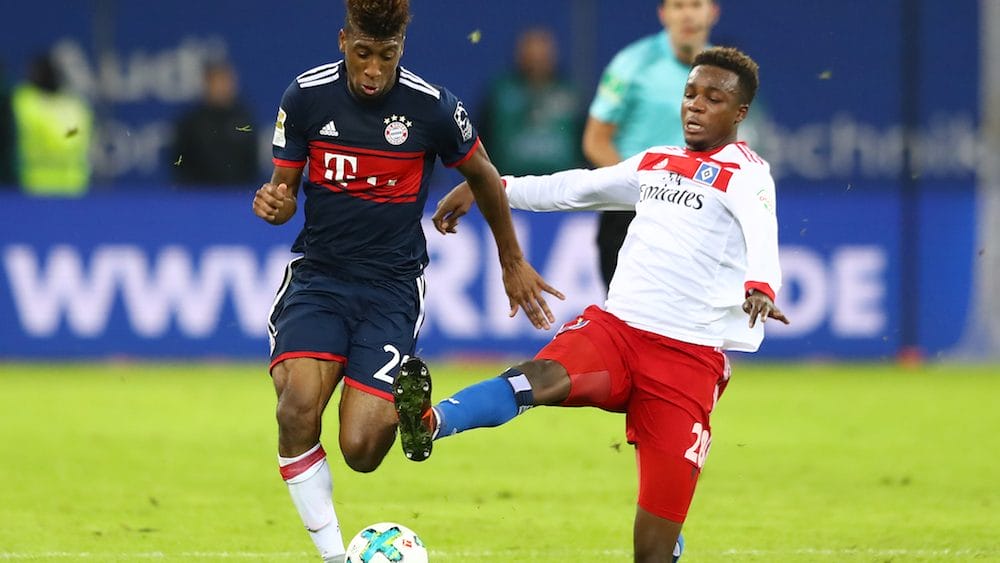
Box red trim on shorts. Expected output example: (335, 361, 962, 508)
(270, 352, 347, 372)
(273, 158, 306, 169)
(344, 377, 394, 402)
(444, 137, 482, 168)
(279, 445, 327, 481)
(744, 281, 776, 302)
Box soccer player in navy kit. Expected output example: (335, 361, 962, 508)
(251, 1, 562, 561)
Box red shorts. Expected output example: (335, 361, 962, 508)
(535, 305, 730, 522)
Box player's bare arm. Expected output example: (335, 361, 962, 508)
(455, 145, 565, 330)
(253, 165, 302, 225)
(581, 116, 623, 167)
(743, 291, 790, 328)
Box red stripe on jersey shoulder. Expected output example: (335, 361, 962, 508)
(307, 141, 427, 203)
(637, 152, 673, 172)
(444, 137, 482, 168)
(735, 142, 765, 165)
(637, 151, 737, 192)
(273, 157, 306, 169)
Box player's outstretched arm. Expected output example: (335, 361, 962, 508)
(253, 166, 302, 225)
(742, 291, 790, 328)
(456, 146, 565, 330)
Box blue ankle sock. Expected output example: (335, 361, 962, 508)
(434, 368, 534, 439)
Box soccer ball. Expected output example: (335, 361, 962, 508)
(345, 522, 428, 562)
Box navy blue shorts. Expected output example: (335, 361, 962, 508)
(267, 257, 426, 400)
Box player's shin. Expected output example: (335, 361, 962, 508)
(434, 368, 535, 438)
(278, 444, 346, 561)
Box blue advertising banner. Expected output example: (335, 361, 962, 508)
(0, 1, 983, 360)
(0, 190, 975, 360)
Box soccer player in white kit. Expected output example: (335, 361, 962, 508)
(394, 46, 789, 563)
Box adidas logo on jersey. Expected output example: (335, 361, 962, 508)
(320, 121, 339, 137)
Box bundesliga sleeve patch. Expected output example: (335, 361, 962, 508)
(756, 187, 776, 215)
(273, 107, 287, 148)
(597, 72, 626, 104)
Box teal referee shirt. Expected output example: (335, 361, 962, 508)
(589, 31, 693, 160)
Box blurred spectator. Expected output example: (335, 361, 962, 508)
(478, 28, 584, 176)
(11, 53, 93, 196)
(0, 61, 15, 187)
(583, 0, 719, 290)
(171, 60, 258, 187)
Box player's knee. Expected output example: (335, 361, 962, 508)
(339, 430, 391, 473)
(275, 394, 320, 435)
(517, 359, 570, 405)
(341, 450, 382, 473)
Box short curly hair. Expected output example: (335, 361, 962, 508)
(692, 46, 759, 104)
(345, 0, 411, 39)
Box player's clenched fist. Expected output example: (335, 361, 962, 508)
(253, 182, 296, 225)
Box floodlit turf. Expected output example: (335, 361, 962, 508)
(0, 361, 998, 562)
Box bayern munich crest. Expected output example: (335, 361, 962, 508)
(383, 114, 411, 146)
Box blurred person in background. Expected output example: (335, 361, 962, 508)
(11, 52, 93, 196)
(478, 27, 585, 176)
(171, 59, 258, 188)
(584, 0, 718, 290)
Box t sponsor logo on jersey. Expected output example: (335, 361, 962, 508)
(308, 140, 425, 203)
(453, 101, 473, 142)
(272, 107, 287, 148)
(383, 115, 411, 146)
(319, 120, 339, 137)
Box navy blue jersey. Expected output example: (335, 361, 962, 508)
(272, 61, 480, 280)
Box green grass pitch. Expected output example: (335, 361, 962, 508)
(1, 361, 998, 562)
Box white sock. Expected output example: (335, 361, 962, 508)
(279, 444, 345, 559)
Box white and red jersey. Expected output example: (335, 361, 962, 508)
(504, 141, 781, 352)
